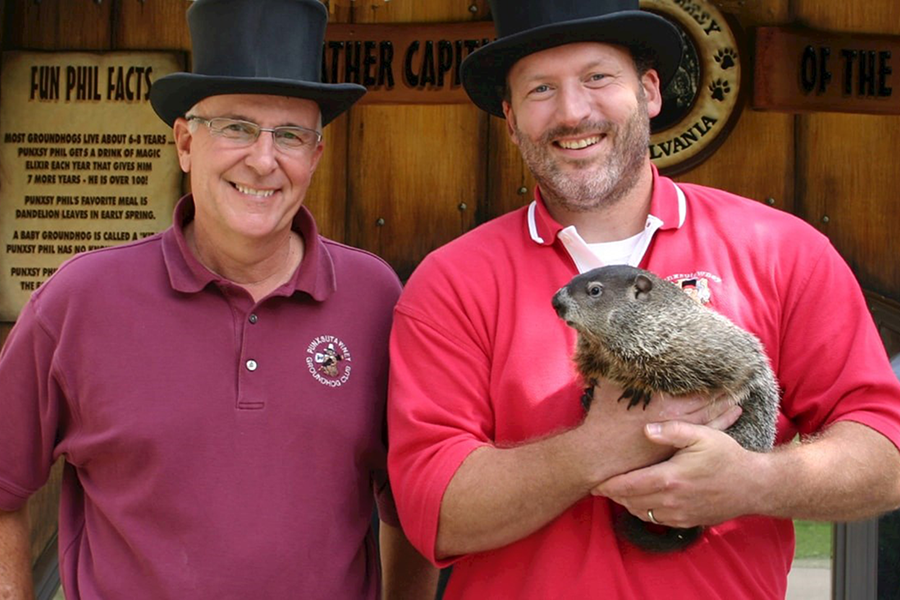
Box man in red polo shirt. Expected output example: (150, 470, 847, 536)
(387, 0, 900, 598)
(0, 1, 436, 598)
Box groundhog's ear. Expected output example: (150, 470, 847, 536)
(635, 274, 653, 300)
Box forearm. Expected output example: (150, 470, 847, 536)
(747, 421, 900, 521)
(436, 427, 598, 559)
(0, 507, 34, 600)
(379, 521, 439, 600)
(434, 387, 741, 558)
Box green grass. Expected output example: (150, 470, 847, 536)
(794, 520, 833, 559)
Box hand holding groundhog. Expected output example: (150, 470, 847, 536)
(594, 421, 767, 530)
(574, 380, 743, 485)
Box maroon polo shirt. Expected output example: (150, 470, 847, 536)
(0, 195, 401, 599)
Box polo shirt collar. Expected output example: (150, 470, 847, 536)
(161, 194, 336, 302)
(526, 163, 686, 247)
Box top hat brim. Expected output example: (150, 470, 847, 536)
(461, 11, 683, 118)
(149, 73, 367, 128)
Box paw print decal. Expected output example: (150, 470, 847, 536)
(714, 48, 738, 70)
(709, 79, 731, 102)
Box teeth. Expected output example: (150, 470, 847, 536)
(234, 184, 275, 198)
(558, 136, 601, 150)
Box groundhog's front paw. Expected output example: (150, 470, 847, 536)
(619, 388, 652, 410)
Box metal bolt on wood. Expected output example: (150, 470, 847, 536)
(376, 218, 385, 227)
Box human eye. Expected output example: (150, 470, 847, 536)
(586, 73, 609, 86)
(528, 83, 551, 96)
(213, 119, 257, 139)
(274, 127, 316, 149)
(275, 128, 304, 146)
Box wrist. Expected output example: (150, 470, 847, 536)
(740, 448, 778, 516)
(567, 417, 638, 489)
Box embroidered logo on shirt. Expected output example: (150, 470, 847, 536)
(305, 336, 352, 387)
(665, 271, 722, 306)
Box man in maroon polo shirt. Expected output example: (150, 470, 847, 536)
(0, 1, 436, 598)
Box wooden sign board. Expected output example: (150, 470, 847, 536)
(323, 22, 495, 104)
(0, 51, 184, 321)
(754, 27, 899, 115)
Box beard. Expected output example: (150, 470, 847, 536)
(513, 89, 651, 213)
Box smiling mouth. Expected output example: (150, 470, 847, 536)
(555, 136, 602, 150)
(233, 183, 276, 198)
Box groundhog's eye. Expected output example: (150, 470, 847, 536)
(587, 283, 603, 297)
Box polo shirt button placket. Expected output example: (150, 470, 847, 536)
(248, 313, 258, 324)
(246, 359, 258, 372)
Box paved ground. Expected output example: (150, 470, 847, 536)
(787, 559, 831, 599)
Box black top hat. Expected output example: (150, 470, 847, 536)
(149, 0, 365, 127)
(460, 0, 683, 118)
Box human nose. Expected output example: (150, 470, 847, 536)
(555, 84, 592, 127)
(243, 129, 278, 174)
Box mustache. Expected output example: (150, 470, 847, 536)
(541, 121, 616, 145)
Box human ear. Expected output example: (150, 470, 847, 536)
(172, 118, 193, 173)
(641, 69, 663, 119)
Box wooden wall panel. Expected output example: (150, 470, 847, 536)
(345, 0, 489, 279)
(3, 0, 111, 50)
(485, 116, 536, 221)
(115, 0, 192, 50)
(305, 112, 351, 242)
(675, 109, 794, 210)
(793, 1, 900, 299)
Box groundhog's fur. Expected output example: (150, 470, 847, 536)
(552, 264, 779, 553)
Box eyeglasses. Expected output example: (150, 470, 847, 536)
(186, 116, 322, 151)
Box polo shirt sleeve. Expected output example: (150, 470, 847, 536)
(0, 300, 65, 511)
(387, 260, 494, 566)
(777, 240, 900, 449)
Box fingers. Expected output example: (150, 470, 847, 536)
(643, 420, 709, 449)
(705, 404, 742, 431)
(654, 392, 708, 419)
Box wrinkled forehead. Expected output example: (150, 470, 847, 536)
(506, 41, 636, 89)
(189, 93, 323, 127)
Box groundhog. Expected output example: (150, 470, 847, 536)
(552, 264, 779, 553)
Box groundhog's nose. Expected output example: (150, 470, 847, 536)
(552, 289, 567, 318)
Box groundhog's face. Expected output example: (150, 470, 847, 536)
(552, 265, 656, 338)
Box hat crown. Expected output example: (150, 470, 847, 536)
(188, 0, 325, 84)
(491, 0, 639, 39)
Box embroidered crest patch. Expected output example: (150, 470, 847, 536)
(665, 271, 722, 305)
(306, 335, 352, 387)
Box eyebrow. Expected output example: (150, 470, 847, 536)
(210, 113, 306, 128)
(520, 59, 617, 83)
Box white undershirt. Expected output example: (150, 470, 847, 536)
(586, 232, 644, 266)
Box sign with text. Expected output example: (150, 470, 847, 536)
(753, 27, 898, 115)
(0, 51, 184, 320)
(323, 21, 495, 104)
